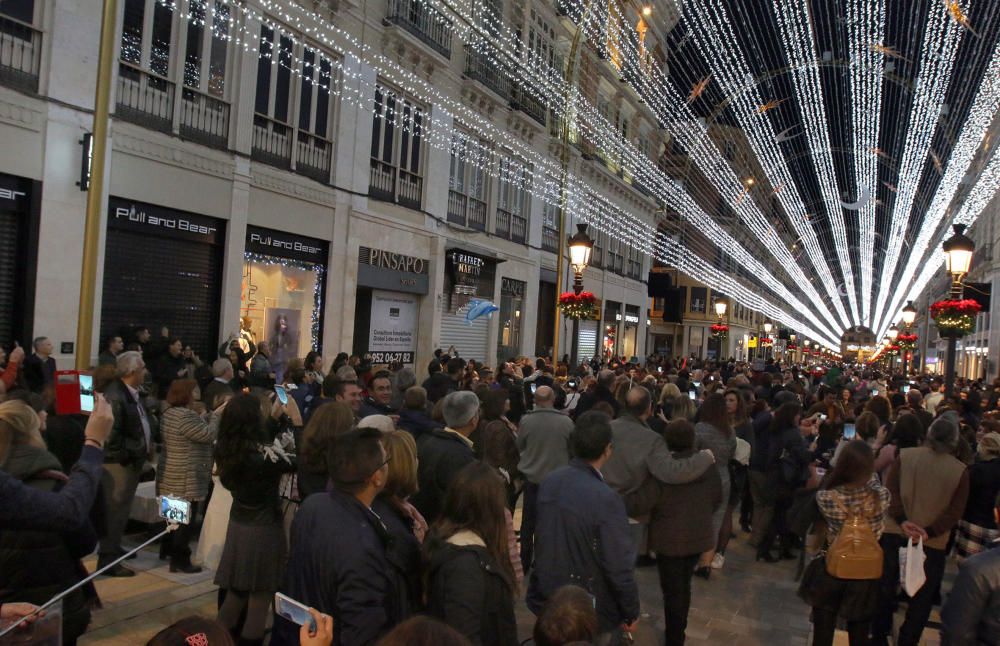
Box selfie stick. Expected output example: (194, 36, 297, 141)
(0, 524, 179, 637)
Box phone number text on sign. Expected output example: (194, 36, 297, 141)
(368, 351, 414, 364)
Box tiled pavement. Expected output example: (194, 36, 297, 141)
(80, 523, 947, 645)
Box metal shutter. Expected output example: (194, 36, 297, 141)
(0, 211, 18, 348)
(100, 229, 223, 358)
(438, 298, 489, 363)
(576, 319, 598, 360)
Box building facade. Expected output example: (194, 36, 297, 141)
(0, 0, 671, 372)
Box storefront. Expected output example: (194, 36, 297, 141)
(100, 197, 225, 358)
(620, 305, 641, 360)
(534, 268, 556, 357)
(497, 277, 526, 363)
(352, 246, 429, 365)
(0, 172, 39, 349)
(603, 300, 622, 359)
(440, 248, 498, 362)
(242, 226, 329, 380)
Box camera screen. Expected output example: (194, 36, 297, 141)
(79, 374, 94, 413)
(159, 496, 191, 524)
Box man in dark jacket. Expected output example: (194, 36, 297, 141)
(97, 351, 152, 577)
(272, 428, 401, 646)
(528, 411, 640, 637)
(396, 386, 441, 438)
(422, 358, 458, 404)
(572, 370, 619, 418)
(22, 336, 56, 395)
(410, 391, 479, 523)
(359, 370, 397, 418)
(941, 545, 1000, 646)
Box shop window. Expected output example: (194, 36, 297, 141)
(690, 287, 707, 313)
(369, 84, 425, 210)
(183, 0, 229, 98)
(447, 131, 490, 229)
(241, 255, 326, 380)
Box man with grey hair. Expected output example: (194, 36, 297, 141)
(517, 385, 574, 570)
(202, 357, 235, 410)
(573, 369, 619, 418)
(411, 390, 479, 522)
(97, 351, 153, 576)
(873, 410, 970, 646)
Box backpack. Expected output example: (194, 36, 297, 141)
(825, 492, 883, 580)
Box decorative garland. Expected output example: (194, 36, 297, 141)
(885, 344, 901, 356)
(558, 291, 598, 320)
(786, 343, 798, 351)
(710, 323, 729, 339)
(760, 336, 773, 347)
(896, 333, 918, 350)
(930, 299, 981, 338)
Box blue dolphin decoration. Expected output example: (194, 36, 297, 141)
(465, 299, 499, 325)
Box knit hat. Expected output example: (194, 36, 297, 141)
(357, 415, 396, 434)
(978, 432, 1000, 459)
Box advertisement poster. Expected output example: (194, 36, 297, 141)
(368, 290, 418, 364)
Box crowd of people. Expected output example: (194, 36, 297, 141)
(2, 327, 1000, 645)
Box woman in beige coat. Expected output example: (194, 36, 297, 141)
(156, 378, 221, 572)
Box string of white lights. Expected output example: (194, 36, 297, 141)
(876, 37, 1000, 338)
(670, 0, 853, 331)
(846, 0, 886, 327)
(870, 0, 963, 333)
(773, 0, 861, 326)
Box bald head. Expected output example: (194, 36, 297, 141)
(534, 385, 555, 408)
(625, 386, 652, 419)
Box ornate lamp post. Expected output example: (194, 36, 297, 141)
(789, 333, 797, 364)
(713, 300, 728, 359)
(566, 223, 594, 367)
(900, 301, 917, 377)
(887, 325, 899, 374)
(763, 321, 773, 361)
(942, 224, 975, 396)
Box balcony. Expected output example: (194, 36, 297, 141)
(295, 131, 333, 183)
(179, 88, 229, 150)
(447, 190, 487, 230)
(542, 226, 559, 253)
(495, 208, 527, 244)
(251, 114, 292, 169)
(511, 85, 546, 126)
(370, 158, 423, 210)
(464, 44, 510, 100)
(384, 0, 453, 59)
(0, 15, 40, 93)
(116, 62, 174, 133)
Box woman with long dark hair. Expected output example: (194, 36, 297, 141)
(214, 394, 295, 645)
(799, 440, 889, 645)
(424, 462, 518, 646)
(715, 388, 751, 567)
(757, 402, 808, 562)
(472, 389, 520, 508)
(693, 392, 736, 578)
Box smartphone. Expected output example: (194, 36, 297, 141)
(818, 413, 827, 422)
(843, 423, 856, 440)
(159, 495, 192, 525)
(688, 390, 697, 400)
(902, 385, 910, 394)
(79, 373, 95, 413)
(815, 467, 827, 478)
(871, 389, 879, 397)
(274, 385, 288, 405)
(275, 592, 317, 633)
(567, 380, 577, 389)
(657, 366, 663, 373)
(692, 381, 702, 388)
(530, 383, 538, 393)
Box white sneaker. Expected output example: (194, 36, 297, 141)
(711, 553, 725, 569)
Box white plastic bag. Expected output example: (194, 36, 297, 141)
(899, 537, 927, 597)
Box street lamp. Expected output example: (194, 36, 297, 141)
(567, 223, 594, 367)
(762, 321, 773, 360)
(901, 301, 917, 377)
(714, 300, 728, 318)
(887, 326, 899, 341)
(942, 224, 976, 396)
(567, 223, 594, 294)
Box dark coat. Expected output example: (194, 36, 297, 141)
(0, 445, 103, 531)
(153, 353, 187, 398)
(396, 408, 442, 438)
(410, 429, 476, 523)
(372, 496, 422, 616)
(963, 457, 1000, 528)
(22, 354, 55, 394)
(272, 490, 402, 646)
(202, 379, 235, 410)
(426, 537, 518, 646)
(573, 385, 619, 419)
(102, 379, 148, 466)
(527, 460, 639, 632)
(643, 450, 723, 557)
(0, 445, 98, 641)
(422, 373, 456, 404)
(359, 398, 396, 419)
